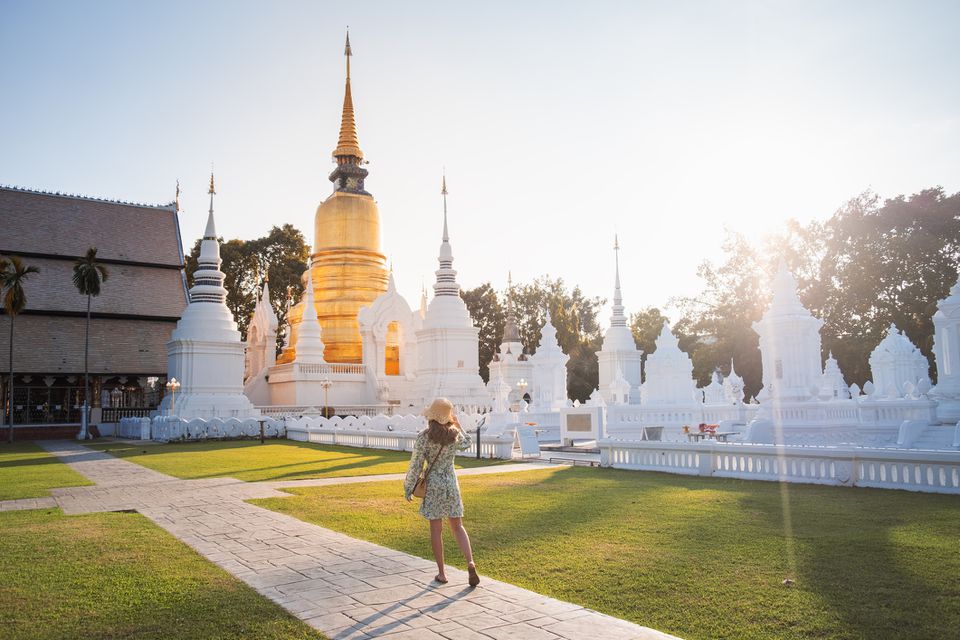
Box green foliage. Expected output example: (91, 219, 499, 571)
(0, 442, 93, 500)
(71, 247, 109, 297)
(258, 467, 960, 640)
(461, 283, 504, 381)
(0, 255, 40, 316)
(185, 224, 309, 350)
(0, 509, 324, 640)
(90, 440, 503, 482)
(809, 188, 960, 385)
(629, 307, 668, 381)
(463, 276, 605, 401)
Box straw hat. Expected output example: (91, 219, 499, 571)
(423, 397, 455, 425)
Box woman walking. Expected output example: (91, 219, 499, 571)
(404, 397, 480, 587)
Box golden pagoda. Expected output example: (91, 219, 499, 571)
(279, 32, 388, 364)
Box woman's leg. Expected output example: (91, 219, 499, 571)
(430, 518, 446, 578)
(448, 517, 474, 567)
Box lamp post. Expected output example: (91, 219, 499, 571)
(319, 376, 332, 418)
(165, 378, 180, 415)
(517, 378, 528, 408)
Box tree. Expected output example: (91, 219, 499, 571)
(461, 283, 504, 382)
(72, 248, 109, 440)
(629, 307, 669, 381)
(809, 188, 960, 385)
(2, 256, 40, 443)
(186, 224, 309, 351)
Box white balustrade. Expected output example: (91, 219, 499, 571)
(599, 439, 960, 494)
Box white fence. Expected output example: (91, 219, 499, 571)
(285, 413, 516, 459)
(598, 439, 960, 494)
(120, 416, 285, 442)
(254, 404, 398, 417)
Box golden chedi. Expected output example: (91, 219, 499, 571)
(279, 33, 388, 364)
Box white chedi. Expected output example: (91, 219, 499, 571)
(868, 324, 930, 399)
(293, 268, 326, 364)
(640, 321, 698, 405)
(410, 177, 489, 410)
(245, 276, 278, 381)
(702, 370, 726, 404)
(597, 236, 642, 404)
(931, 277, 960, 423)
(161, 176, 256, 419)
(723, 360, 745, 404)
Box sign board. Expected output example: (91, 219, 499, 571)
(516, 427, 541, 457)
(559, 406, 604, 445)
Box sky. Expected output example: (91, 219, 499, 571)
(2, 0, 959, 321)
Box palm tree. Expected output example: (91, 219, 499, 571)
(2, 256, 40, 444)
(72, 248, 109, 440)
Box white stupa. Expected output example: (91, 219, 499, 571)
(752, 262, 824, 402)
(868, 324, 930, 399)
(820, 352, 850, 400)
(161, 174, 257, 419)
(528, 311, 570, 410)
(640, 321, 698, 405)
(723, 359, 746, 404)
(597, 235, 642, 404)
(411, 176, 490, 410)
(931, 277, 960, 422)
(293, 268, 327, 364)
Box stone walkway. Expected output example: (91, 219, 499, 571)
(8, 441, 678, 640)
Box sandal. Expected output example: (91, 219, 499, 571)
(434, 574, 448, 584)
(468, 564, 480, 587)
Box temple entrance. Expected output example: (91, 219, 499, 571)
(385, 321, 400, 376)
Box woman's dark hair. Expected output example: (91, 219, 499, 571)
(426, 419, 459, 445)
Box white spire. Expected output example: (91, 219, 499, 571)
(610, 234, 627, 327)
(294, 269, 326, 364)
(189, 172, 227, 305)
(433, 173, 459, 297)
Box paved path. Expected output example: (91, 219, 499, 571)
(11, 441, 677, 640)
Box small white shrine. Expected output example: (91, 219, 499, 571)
(640, 321, 698, 405)
(160, 176, 257, 419)
(527, 312, 570, 411)
(487, 280, 534, 406)
(868, 325, 931, 399)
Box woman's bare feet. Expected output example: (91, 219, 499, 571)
(467, 562, 480, 587)
(434, 573, 448, 584)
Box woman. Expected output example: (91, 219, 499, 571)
(404, 397, 480, 587)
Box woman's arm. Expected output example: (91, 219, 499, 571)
(403, 432, 427, 500)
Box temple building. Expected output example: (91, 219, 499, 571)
(0, 185, 187, 437)
(596, 236, 642, 404)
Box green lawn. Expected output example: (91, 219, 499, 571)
(88, 440, 504, 482)
(0, 508, 324, 640)
(0, 442, 92, 500)
(253, 465, 960, 640)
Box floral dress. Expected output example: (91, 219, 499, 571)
(403, 428, 473, 520)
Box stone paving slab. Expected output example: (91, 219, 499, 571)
(16, 440, 680, 640)
(0, 496, 58, 511)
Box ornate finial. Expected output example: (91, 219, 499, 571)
(333, 30, 363, 164)
(175, 179, 181, 211)
(208, 171, 216, 195)
(441, 172, 448, 196)
(441, 173, 449, 242)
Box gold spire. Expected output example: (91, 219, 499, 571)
(333, 29, 364, 163)
(208, 171, 216, 195)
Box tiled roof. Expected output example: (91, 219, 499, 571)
(0, 315, 174, 374)
(16, 257, 187, 318)
(0, 186, 183, 266)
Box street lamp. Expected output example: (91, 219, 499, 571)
(319, 376, 332, 418)
(165, 378, 181, 415)
(517, 378, 528, 404)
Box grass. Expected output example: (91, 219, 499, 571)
(253, 465, 960, 640)
(0, 442, 93, 500)
(87, 440, 505, 482)
(0, 508, 325, 640)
